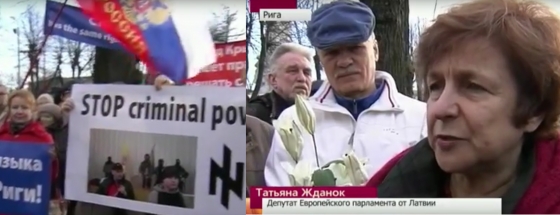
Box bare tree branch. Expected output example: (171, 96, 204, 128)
(410, 18, 427, 100)
(210, 6, 243, 43)
(20, 6, 48, 92)
(246, 2, 256, 88)
(71, 41, 95, 78)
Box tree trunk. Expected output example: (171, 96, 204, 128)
(361, 0, 413, 97)
(92, 47, 144, 84)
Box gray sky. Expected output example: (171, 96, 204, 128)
(0, 0, 245, 88)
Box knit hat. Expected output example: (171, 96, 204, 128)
(37, 103, 62, 119)
(37, 94, 54, 105)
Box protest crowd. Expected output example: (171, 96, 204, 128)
(247, 0, 560, 213)
(0, 80, 197, 215)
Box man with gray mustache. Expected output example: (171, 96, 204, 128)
(265, 0, 428, 186)
(247, 43, 313, 126)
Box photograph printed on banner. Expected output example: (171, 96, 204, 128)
(65, 84, 246, 215)
(86, 129, 197, 209)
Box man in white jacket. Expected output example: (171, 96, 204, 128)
(264, 1, 427, 186)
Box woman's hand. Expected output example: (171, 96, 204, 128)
(154, 74, 174, 91)
(60, 98, 75, 112)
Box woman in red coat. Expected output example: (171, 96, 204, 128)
(365, 0, 560, 214)
(0, 89, 60, 214)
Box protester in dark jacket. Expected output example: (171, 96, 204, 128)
(147, 166, 186, 208)
(52, 83, 77, 215)
(246, 115, 274, 189)
(246, 43, 313, 125)
(96, 163, 135, 215)
(0, 89, 61, 214)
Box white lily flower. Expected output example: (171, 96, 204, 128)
(294, 95, 316, 135)
(342, 151, 369, 185)
(286, 160, 314, 186)
(277, 119, 304, 162)
(324, 162, 353, 186)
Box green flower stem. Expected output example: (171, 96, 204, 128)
(311, 134, 320, 168)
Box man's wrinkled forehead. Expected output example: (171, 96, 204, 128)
(276, 53, 312, 70)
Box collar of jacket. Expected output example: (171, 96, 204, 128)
(270, 91, 294, 119)
(374, 137, 536, 214)
(310, 71, 402, 113)
(334, 81, 385, 119)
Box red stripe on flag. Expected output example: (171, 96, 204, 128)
(75, 0, 155, 72)
(249, 187, 378, 209)
(249, 0, 297, 13)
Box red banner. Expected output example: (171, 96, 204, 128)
(184, 40, 246, 87)
(248, 187, 377, 209)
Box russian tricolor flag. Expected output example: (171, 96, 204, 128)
(76, 0, 216, 83)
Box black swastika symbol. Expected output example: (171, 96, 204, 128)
(208, 144, 244, 209)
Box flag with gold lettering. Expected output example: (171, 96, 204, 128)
(75, 0, 216, 82)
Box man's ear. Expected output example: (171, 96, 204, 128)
(267, 73, 277, 88)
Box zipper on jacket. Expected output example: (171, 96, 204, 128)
(352, 100, 358, 117)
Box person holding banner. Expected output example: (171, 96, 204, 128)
(366, 0, 560, 213)
(54, 81, 75, 106)
(0, 90, 61, 214)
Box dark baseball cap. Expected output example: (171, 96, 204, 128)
(112, 163, 124, 171)
(307, 0, 375, 49)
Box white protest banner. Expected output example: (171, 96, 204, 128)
(65, 84, 245, 215)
